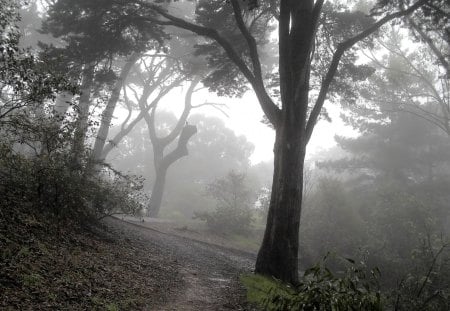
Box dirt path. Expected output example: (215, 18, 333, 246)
(105, 217, 257, 311)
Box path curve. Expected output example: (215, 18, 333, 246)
(105, 217, 257, 311)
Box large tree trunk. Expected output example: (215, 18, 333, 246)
(255, 123, 306, 285)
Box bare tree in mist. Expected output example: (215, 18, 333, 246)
(92, 55, 185, 164)
(143, 76, 199, 217)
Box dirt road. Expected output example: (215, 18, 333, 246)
(105, 217, 257, 310)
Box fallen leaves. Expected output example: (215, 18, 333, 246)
(0, 206, 182, 310)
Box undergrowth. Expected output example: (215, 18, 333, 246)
(241, 257, 382, 311)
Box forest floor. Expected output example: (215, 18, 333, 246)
(0, 207, 257, 310)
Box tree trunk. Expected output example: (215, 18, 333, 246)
(72, 65, 94, 168)
(147, 124, 197, 217)
(91, 54, 139, 166)
(144, 78, 200, 217)
(255, 121, 306, 285)
(148, 168, 167, 217)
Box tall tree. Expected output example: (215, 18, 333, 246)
(143, 76, 200, 217)
(108, 113, 255, 218)
(130, 0, 434, 284)
(344, 28, 450, 137)
(40, 0, 167, 165)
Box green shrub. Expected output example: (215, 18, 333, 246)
(385, 241, 450, 311)
(194, 171, 254, 235)
(0, 113, 145, 223)
(242, 257, 382, 311)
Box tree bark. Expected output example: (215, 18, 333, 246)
(72, 65, 94, 168)
(255, 114, 307, 285)
(145, 77, 200, 217)
(147, 124, 197, 217)
(147, 168, 167, 217)
(91, 54, 139, 166)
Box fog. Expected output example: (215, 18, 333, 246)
(2, 0, 449, 309)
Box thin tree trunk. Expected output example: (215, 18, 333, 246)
(145, 78, 200, 217)
(255, 126, 306, 285)
(72, 65, 94, 168)
(147, 124, 197, 217)
(148, 168, 167, 217)
(91, 54, 139, 166)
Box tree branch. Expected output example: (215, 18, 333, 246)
(159, 75, 201, 146)
(408, 17, 449, 76)
(305, 0, 427, 144)
(160, 124, 197, 170)
(142, 1, 281, 127)
(229, 0, 263, 82)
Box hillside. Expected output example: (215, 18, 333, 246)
(0, 206, 254, 310)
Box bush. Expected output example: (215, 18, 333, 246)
(193, 171, 254, 235)
(242, 256, 382, 311)
(0, 113, 145, 223)
(0, 3, 141, 223)
(385, 241, 450, 311)
(0, 143, 144, 222)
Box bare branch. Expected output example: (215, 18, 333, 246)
(192, 101, 230, 117)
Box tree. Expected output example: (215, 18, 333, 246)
(143, 77, 199, 217)
(40, 0, 167, 166)
(108, 113, 255, 218)
(195, 170, 255, 234)
(128, 0, 436, 284)
(0, 2, 143, 222)
(317, 112, 450, 308)
(343, 27, 450, 137)
(41, 1, 235, 217)
(372, 0, 449, 77)
(93, 57, 222, 217)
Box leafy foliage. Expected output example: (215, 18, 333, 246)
(0, 132, 145, 222)
(310, 107, 450, 309)
(193, 0, 275, 97)
(194, 171, 254, 234)
(0, 2, 145, 223)
(242, 256, 382, 311)
(387, 241, 450, 311)
(41, 0, 168, 72)
(0, 0, 75, 121)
